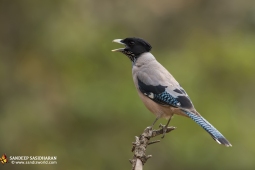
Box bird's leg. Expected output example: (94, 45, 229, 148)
(152, 117, 160, 126)
(147, 116, 160, 130)
(160, 116, 172, 139)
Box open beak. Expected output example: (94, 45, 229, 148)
(112, 39, 125, 52)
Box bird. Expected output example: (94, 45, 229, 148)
(111, 37, 232, 147)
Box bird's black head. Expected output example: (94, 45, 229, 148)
(112, 37, 152, 62)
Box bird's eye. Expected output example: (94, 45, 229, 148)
(129, 41, 135, 45)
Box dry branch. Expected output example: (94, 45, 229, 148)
(130, 125, 176, 170)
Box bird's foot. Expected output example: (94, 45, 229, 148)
(159, 123, 168, 139)
(147, 126, 153, 130)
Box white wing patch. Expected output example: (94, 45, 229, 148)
(144, 92, 155, 99)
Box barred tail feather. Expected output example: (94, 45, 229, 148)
(183, 110, 232, 147)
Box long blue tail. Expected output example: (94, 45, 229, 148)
(183, 110, 232, 147)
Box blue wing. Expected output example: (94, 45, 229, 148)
(137, 77, 194, 109)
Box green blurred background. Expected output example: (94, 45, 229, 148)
(0, 0, 255, 169)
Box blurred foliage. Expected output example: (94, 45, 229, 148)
(0, 0, 255, 169)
